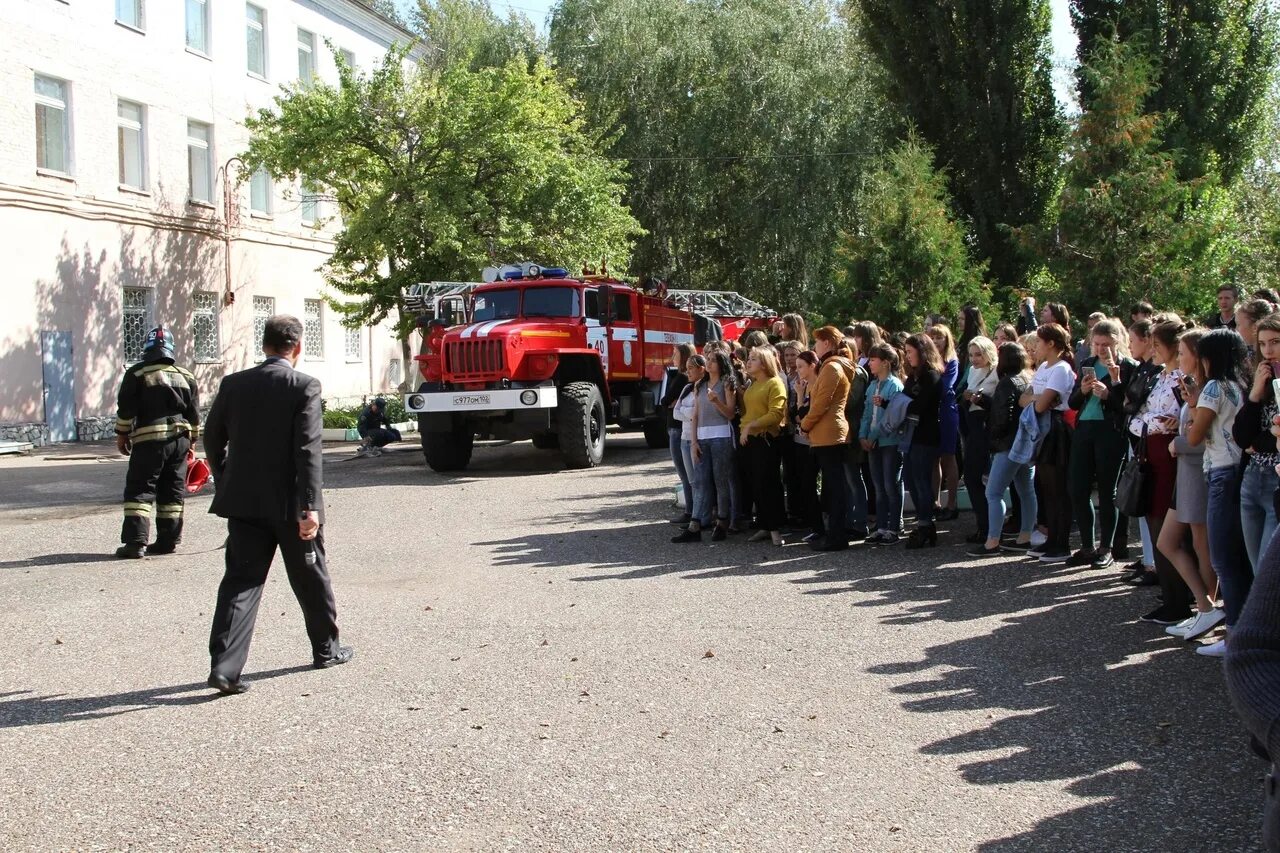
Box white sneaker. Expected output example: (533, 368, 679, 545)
(1165, 615, 1197, 638)
(354, 446, 371, 458)
(1195, 638, 1227, 657)
(369, 448, 383, 457)
(1030, 530, 1048, 548)
(1183, 609, 1226, 641)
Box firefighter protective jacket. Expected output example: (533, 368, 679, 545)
(115, 359, 201, 443)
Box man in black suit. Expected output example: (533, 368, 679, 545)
(202, 314, 353, 695)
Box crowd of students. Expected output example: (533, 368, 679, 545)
(658, 285, 1280, 660)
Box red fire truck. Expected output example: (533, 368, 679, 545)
(405, 265, 697, 472)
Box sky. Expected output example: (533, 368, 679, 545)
(395, 0, 1081, 105)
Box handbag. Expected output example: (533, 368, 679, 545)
(1116, 423, 1152, 517)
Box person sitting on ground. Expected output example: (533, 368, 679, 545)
(357, 397, 401, 457)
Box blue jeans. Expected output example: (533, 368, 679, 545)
(845, 451, 868, 533)
(1241, 462, 1279, 574)
(1207, 465, 1250, 627)
(670, 428, 693, 516)
(985, 451, 1037, 541)
(681, 440, 699, 522)
(694, 437, 735, 527)
(868, 445, 904, 533)
(905, 444, 940, 525)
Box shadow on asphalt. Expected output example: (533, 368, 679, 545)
(475, 483, 1267, 852)
(0, 665, 313, 728)
(0, 553, 122, 571)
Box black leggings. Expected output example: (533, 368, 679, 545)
(745, 435, 785, 531)
(1037, 460, 1073, 554)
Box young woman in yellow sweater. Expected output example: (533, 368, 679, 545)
(740, 346, 788, 546)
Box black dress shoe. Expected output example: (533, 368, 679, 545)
(314, 645, 355, 669)
(146, 541, 177, 555)
(1140, 604, 1190, 625)
(671, 529, 701, 543)
(115, 544, 146, 559)
(208, 673, 249, 695)
(711, 525, 728, 542)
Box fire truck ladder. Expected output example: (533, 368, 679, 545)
(663, 289, 775, 319)
(403, 282, 486, 313)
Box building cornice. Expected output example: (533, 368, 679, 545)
(302, 0, 426, 59)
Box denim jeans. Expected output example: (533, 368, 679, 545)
(1241, 462, 1280, 574)
(985, 451, 1037, 541)
(905, 444, 940, 525)
(694, 437, 735, 527)
(868, 445, 904, 533)
(1207, 465, 1250, 626)
(681, 440, 699, 523)
(670, 428, 693, 516)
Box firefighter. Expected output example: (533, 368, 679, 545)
(114, 325, 201, 559)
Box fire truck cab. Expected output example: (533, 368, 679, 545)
(405, 265, 696, 472)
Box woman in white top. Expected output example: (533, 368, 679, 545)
(960, 336, 1000, 543)
(1021, 323, 1076, 562)
(670, 355, 705, 539)
(1182, 328, 1250, 658)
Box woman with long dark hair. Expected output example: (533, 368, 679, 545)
(861, 343, 905, 544)
(661, 343, 698, 524)
(800, 326, 856, 551)
(1182, 328, 1250, 658)
(1235, 313, 1280, 572)
(957, 305, 986, 376)
(1024, 324, 1076, 563)
(902, 334, 944, 548)
(673, 350, 739, 543)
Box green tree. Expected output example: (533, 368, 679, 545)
(549, 0, 887, 311)
(1226, 81, 1280, 293)
(1071, 0, 1279, 182)
(1031, 41, 1231, 316)
(828, 136, 988, 332)
(854, 0, 1065, 296)
(242, 47, 638, 381)
(410, 0, 542, 72)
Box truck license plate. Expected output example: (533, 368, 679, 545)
(453, 394, 490, 406)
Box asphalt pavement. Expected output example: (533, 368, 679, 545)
(0, 435, 1266, 851)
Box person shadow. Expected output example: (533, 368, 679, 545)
(0, 553, 122, 571)
(0, 665, 312, 728)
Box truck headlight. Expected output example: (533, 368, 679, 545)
(408, 394, 425, 410)
(520, 390, 538, 406)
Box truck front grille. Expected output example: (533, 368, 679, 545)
(445, 339, 505, 379)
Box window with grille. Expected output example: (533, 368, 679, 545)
(35, 75, 71, 174)
(249, 168, 272, 214)
(246, 4, 267, 78)
(187, 120, 213, 203)
(186, 0, 210, 54)
(192, 291, 220, 361)
(304, 299, 324, 359)
(116, 0, 144, 30)
(122, 287, 152, 363)
(253, 295, 274, 361)
(344, 325, 363, 362)
(297, 28, 315, 83)
(117, 99, 146, 189)
(389, 358, 402, 385)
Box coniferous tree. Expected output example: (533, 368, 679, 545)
(854, 0, 1065, 296)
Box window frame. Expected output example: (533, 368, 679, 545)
(303, 298, 325, 361)
(297, 28, 316, 84)
(185, 0, 211, 56)
(344, 325, 364, 363)
(115, 0, 145, 32)
(122, 286, 154, 364)
(245, 3, 268, 80)
(252, 295, 275, 362)
(186, 119, 214, 205)
(191, 290, 222, 363)
(117, 98, 147, 192)
(34, 74, 72, 176)
(249, 167, 273, 216)
(299, 178, 320, 226)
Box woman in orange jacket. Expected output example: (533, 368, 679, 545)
(800, 326, 857, 551)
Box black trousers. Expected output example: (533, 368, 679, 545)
(121, 436, 189, 546)
(208, 517, 340, 681)
(814, 444, 850, 545)
(365, 426, 402, 448)
(963, 410, 991, 536)
(745, 435, 785, 532)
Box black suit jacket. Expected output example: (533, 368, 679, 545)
(203, 359, 324, 523)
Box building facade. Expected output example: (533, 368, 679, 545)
(0, 0, 419, 445)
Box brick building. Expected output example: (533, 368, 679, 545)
(0, 0, 422, 445)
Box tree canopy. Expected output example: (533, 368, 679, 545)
(241, 46, 639, 335)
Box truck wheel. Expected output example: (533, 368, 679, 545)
(531, 432, 560, 450)
(642, 419, 669, 449)
(420, 416, 474, 472)
(558, 381, 606, 468)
